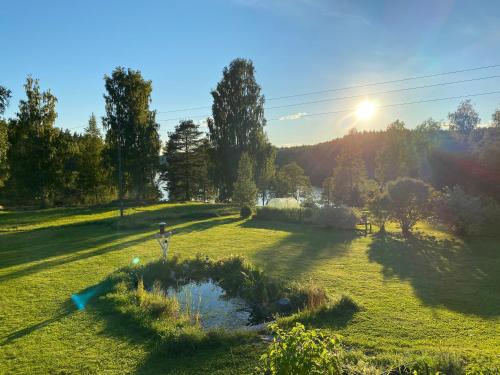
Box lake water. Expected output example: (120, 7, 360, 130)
(168, 281, 252, 330)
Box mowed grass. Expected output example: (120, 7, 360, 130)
(0, 203, 499, 374)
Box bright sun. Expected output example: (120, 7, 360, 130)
(355, 100, 376, 120)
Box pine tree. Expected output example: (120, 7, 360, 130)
(162, 120, 206, 201)
(232, 153, 257, 208)
(77, 114, 112, 204)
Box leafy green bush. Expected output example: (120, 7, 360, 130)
(386, 177, 433, 237)
(255, 206, 313, 223)
(434, 185, 500, 236)
(258, 322, 342, 375)
(240, 205, 253, 218)
(256, 205, 359, 230)
(311, 205, 359, 230)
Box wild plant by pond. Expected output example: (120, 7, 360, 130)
(121, 254, 330, 322)
(101, 255, 331, 351)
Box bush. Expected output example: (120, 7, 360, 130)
(311, 205, 359, 230)
(386, 177, 432, 237)
(258, 322, 342, 375)
(434, 185, 500, 236)
(240, 205, 252, 218)
(255, 207, 313, 223)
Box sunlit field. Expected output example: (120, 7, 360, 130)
(1, 203, 498, 374)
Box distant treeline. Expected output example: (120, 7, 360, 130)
(1, 58, 500, 209)
(277, 125, 500, 201)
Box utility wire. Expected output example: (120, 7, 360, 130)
(157, 63, 500, 113)
(268, 90, 500, 121)
(157, 74, 500, 122)
(64, 76, 500, 132)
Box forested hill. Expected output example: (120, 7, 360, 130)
(275, 126, 500, 202)
(276, 130, 386, 186)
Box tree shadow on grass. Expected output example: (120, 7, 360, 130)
(240, 219, 359, 279)
(0, 213, 238, 274)
(0, 301, 76, 345)
(288, 296, 362, 331)
(368, 233, 500, 317)
(79, 279, 260, 375)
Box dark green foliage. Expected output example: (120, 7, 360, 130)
(208, 58, 272, 201)
(232, 153, 258, 209)
(256, 206, 359, 230)
(240, 205, 252, 218)
(273, 162, 312, 201)
(375, 120, 419, 184)
(310, 206, 360, 230)
(276, 119, 444, 190)
(433, 185, 500, 236)
(368, 192, 390, 234)
(255, 137, 276, 205)
(103, 67, 161, 201)
(162, 120, 211, 201)
(0, 87, 11, 187)
(75, 114, 113, 204)
(5, 77, 61, 206)
(0, 119, 8, 188)
(321, 177, 336, 205)
(255, 207, 313, 223)
(386, 177, 433, 237)
(324, 144, 369, 207)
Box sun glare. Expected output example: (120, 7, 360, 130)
(355, 100, 376, 120)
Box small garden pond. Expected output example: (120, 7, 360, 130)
(167, 280, 252, 329)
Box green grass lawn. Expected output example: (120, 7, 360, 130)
(0, 203, 499, 374)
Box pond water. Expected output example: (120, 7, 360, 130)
(168, 280, 252, 330)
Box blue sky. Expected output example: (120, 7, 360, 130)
(2, 0, 500, 146)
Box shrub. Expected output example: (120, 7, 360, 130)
(255, 207, 313, 223)
(434, 185, 500, 236)
(240, 205, 252, 218)
(386, 177, 432, 237)
(258, 322, 342, 375)
(311, 205, 359, 230)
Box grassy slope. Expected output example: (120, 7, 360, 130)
(0, 203, 498, 374)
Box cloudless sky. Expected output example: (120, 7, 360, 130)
(2, 0, 500, 146)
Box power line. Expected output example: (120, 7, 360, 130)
(157, 63, 500, 113)
(266, 74, 500, 110)
(157, 74, 500, 122)
(268, 89, 500, 121)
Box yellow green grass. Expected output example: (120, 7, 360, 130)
(0, 203, 498, 374)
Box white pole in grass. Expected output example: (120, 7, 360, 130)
(156, 222, 172, 260)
